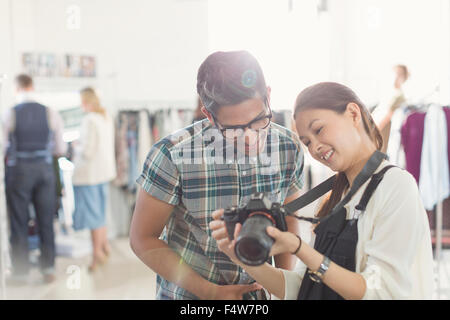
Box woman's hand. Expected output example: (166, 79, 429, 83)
(266, 226, 301, 257)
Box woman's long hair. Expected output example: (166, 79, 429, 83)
(80, 87, 106, 117)
(293, 82, 383, 218)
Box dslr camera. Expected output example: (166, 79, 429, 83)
(222, 193, 288, 266)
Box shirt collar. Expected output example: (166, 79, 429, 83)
(16, 92, 36, 104)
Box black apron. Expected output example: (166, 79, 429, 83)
(283, 151, 395, 300)
(297, 165, 395, 300)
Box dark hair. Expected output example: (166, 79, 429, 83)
(293, 82, 383, 218)
(15, 74, 33, 89)
(196, 51, 267, 114)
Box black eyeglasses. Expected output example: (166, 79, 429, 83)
(210, 99, 272, 139)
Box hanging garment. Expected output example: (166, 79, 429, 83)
(170, 108, 183, 133)
(386, 107, 407, 167)
(419, 105, 449, 210)
(127, 113, 139, 192)
(138, 110, 152, 173)
(444, 107, 450, 176)
(113, 112, 130, 187)
(400, 111, 426, 184)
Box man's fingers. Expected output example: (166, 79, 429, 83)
(211, 228, 229, 241)
(209, 219, 224, 231)
(217, 238, 231, 251)
(212, 209, 224, 220)
(240, 282, 263, 294)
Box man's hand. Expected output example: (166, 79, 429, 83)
(210, 209, 241, 264)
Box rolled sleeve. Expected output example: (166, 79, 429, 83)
(2, 109, 12, 154)
(136, 141, 181, 206)
(287, 145, 305, 198)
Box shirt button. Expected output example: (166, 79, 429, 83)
(242, 171, 247, 176)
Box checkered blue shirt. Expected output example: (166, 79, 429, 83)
(136, 119, 304, 300)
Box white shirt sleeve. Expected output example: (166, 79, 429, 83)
(360, 168, 434, 299)
(280, 262, 306, 300)
(1, 109, 12, 155)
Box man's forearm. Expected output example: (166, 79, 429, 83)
(241, 262, 285, 299)
(132, 237, 217, 299)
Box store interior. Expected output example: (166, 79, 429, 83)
(0, 0, 449, 299)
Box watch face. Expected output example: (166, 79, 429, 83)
(308, 270, 323, 283)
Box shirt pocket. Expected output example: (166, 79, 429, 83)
(256, 163, 286, 203)
(180, 163, 239, 218)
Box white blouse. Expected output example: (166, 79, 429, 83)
(72, 112, 117, 185)
(281, 161, 435, 300)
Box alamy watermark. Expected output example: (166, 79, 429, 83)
(66, 5, 81, 30)
(170, 122, 282, 170)
(66, 265, 81, 290)
(365, 264, 381, 291)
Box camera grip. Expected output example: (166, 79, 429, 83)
(222, 208, 240, 241)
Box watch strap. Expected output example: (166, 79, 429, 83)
(309, 256, 331, 283)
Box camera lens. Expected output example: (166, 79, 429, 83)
(234, 213, 275, 266)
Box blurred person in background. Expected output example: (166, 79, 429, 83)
(2, 74, 67, 284)
(72, 87, 116, 272)
(372, 64, 410, 153)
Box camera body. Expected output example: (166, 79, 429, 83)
(222, 193, 288, 266)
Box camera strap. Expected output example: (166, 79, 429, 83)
(283, 150, 388, 224)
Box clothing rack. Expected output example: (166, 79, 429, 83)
(400, 103, 450, 299)
(432, 105, 449, 299)
(109, 107, 194, 237)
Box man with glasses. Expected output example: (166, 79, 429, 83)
(130, 51, 305, 300)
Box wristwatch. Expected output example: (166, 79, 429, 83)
(308, 256, 331, 283)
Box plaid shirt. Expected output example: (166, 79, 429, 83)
(136, 119, 304, 300)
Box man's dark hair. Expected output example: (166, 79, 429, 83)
(196, 51, 267, 114)
(15, 74, 33, 89)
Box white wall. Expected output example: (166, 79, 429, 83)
(207, 0, 450, 110)
(1, 0, 209, 113)
(327, 0, 450, 106)
(0, 0, 13, 112)
(208, 0, 331, 110)
(2, 0, 449, 114)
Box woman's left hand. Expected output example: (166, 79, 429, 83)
(266, 226, 301, 257)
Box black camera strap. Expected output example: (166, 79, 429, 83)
(284, 150, 388, 224)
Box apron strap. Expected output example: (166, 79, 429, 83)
(355, 165, 397, 212)
(283, 174, 336, 222)
(285, 150, 388, 224)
